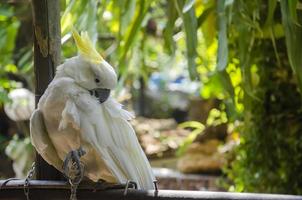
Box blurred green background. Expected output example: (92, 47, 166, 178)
(0, 0, 302, 194)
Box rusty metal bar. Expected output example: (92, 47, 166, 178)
(0, 180, 302, 200)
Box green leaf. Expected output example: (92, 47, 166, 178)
(118, 0, 136, 36)
(219, 70, 235, 98)
(118, 0, 151, 76)
(182, 0, 195, 13)
(264, 0, 277, 26)
(179, 121, 205, 129)
(217, 0, 228, 71)
(201, 70, 234, 100)
(197, 6, 215, 28)
(163, 0, 178, 54)
(175, 0, 198, 80)
(5, 64, 17, 73)
(264, 0, 280, 66)
(0, 6, 13, 18)
(77, 1, 99, 43)
(289, 0, 298, 24)
(0, 90, 10, 104)
(281, 0, 302, 93)
(176, 128, 204, 156)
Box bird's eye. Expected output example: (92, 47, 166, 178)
(95, 78, 100, 83)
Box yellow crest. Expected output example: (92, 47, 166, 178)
(72, 29, 103, 63)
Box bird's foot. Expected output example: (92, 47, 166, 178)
(123, 180, 138, 196)
(153, 180, 159, 192)
(63, 147, 86, 185)
(63, 147, 86, 200)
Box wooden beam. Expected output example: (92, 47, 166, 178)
(31, 0, 63, 180)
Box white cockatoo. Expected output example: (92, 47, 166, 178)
(30, 29, 155, 190)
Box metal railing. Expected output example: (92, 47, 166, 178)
(1, 180, 302, 200)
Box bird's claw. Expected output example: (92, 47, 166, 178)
(63, 147, 86, 185)
(153, 180, 158, 192)
(63, 147, 86, 200)
(123, 180, 138, 196)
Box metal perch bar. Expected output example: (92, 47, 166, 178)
(0, 180, 302, 200)
(0, 180, 128, 190)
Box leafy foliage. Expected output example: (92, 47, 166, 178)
(216, 0, 302, 194)
(0, 4, 20, 104)
(281, 0, 302, 93)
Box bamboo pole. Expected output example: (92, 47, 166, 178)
(31, 0, 63, 180)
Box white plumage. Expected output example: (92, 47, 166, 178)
(30, 30, 155, 190)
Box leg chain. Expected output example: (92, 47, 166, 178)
(63, 148, 86, 200)
(24, 162, 36, 200)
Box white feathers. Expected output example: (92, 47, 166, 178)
(30, 55, 155, 190)
(30, 110, 62, 170)
(90, 97, 155, 189)
(103, 98, 135, 120)
(58, 99, 80, 131)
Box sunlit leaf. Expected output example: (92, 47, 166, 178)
(118, 0, 151, 75)
(201, 8, 216, 46)
(176, 128, 204, 156)
(197, 6, 214, 28)
(201, 70, 234, 99)
(182, 0, 195, 13)
(219, 70, 234, 98)
(175, 0, 198, 80)
(5, 64, 17, 73)
(61, 0, 76, 35)
(179, 121, 205, 129)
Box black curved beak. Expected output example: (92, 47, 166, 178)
(89, 88, 110, 103)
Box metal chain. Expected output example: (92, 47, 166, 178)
(70, 183, 78, 200)
(68, 161, 84, 200)
(63, 148, 85, 200)
(24, 162, 36, 200)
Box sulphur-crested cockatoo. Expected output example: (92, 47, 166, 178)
(30, 29, 155, 190)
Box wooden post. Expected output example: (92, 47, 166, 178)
(31, 0, 63, 180)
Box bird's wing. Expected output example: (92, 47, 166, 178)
(30, 109, 62, 170)
(98, 98, 155, 190)
(71, 94, 155, 189)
